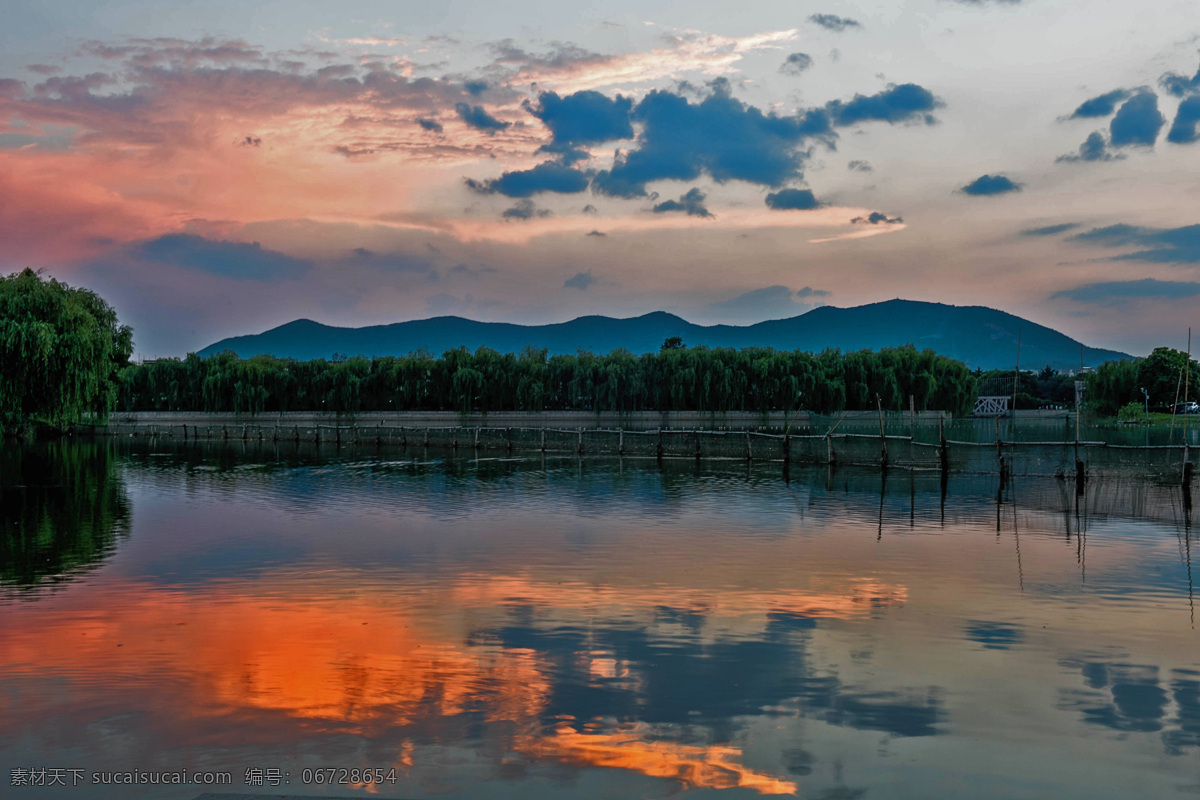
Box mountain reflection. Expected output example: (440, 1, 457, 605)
(0, 442, 130, 588)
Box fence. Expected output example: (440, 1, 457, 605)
(81, 419, 1196, 484)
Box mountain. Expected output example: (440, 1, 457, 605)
(197, 300, 1132, 371)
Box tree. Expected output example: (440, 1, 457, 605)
(661, 336, 684, 351)
(1, 269, 132, 435)
(1137, 347, 1198, 408)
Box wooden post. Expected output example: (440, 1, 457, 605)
(939, 416, 949, 474)
(474, 426, 480, 451)
(400, 425, 407, 447)
(618, 428, 625, 455)
(695, 431, 702, 462)
(242, 424, 247, 441)
(876, 394, 888, 469)
(577, 427, 584, 455)
(314, 426, 321, 444)
(995, 414, 1003, 476)
(182, 424, 188, 441)
(222, 425, 228, 440)
(335, 425, 341, 446)
(656, 428, 664, 461)
(452, 428, 458, 450)
(424, 427, 430, 448)
(506, 427, 513, 454)
(540, 428, 546, 453)
(783, 430, 791, 463)
(746, 430, 753, 462)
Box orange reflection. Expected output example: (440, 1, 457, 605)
(1, 572, 903, 794)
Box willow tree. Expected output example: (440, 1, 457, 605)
(0, 269, 133, 434)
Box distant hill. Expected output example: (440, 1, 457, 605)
(197, 300, 1132, 371)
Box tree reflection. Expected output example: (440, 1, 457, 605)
(1, 442, 130, 588)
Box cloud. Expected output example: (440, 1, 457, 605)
(587, 80, 937, 199)
(525, 90, 634, 149)
(464, 80, 488, 96)
(564, 270, 596, 290)
(1051, 278, 1200, 304)
(417, 117, 444, 133)
(851, 211, 903, 224)
(488, 29, 800, 94)
(1109, 91, 1163, 147)
(825, 83, 940, 126)
(959, 174, 1020, 196)
(585, 230, 607, 237)
(1069, 223, 1200, 264)
(454, 102, 510, 132)
(133, 234, 311, 280)
(781, 53, 813, 75)
(466, 161, 590, 197)
(1069, 89, 1130, 119)
(581, 204, 598, 214)
(1020, 222, 1080, 237)
(448, 263, 498, 278)
(702, 285, 827, 321)
(1167, 95, 1200, 144)
(342, 246, 437, 276)
(1056, 130, 1122, 163)
(765, 188, 820, 210)
(847, 159, 873, 172)
(590, 82, 831, 197)
(809, 14, 862, 32)
(500, 199, 551, 220)
(1158, 61, 1200, 98)
(652, 187, 713, 217)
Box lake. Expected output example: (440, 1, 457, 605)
(2, 440, 1198, 799)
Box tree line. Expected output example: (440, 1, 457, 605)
(116, 344, 980, 416)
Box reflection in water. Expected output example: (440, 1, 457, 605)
(0, 440, 1198, 799)
(0, 442, 130, 588)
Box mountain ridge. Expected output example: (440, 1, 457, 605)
(197, 300, 1132, 371)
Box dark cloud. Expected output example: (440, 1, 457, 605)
(1109, 91, 1163, 147)
(585, 230, 607, 237)
(825, 83, 940, 126)
(1069, 89, 1130, 119)
(1158, 61, 1200, 98)
(652, 187, 713, 217)
(417, 117, 444, 133)
(464, 80, 488, 96)
(1167, 95, 1200, 144)
(525, 90, 634, 149)
(26, 64, 62, 76)
(133, 234, 311, 281)
(466, 161, 589, 197)
(240, 135, 261, 147)
(1069, 223, 1200, 264)
(500, 198, 551, 220)
(581, 204, 598, 214)
(343, 247, 438, 277)
(809, 14, 862, 32)
(591, 84, 833, 197)
(851, 211, 903, 224)
(959, 174, 1021, 196)
(847, 159, 873, 172)
(448, 263, 497, 278)
(703, 285, 828, 321)
(1051, 278, 1200, 304)
(781, 52, 813, 76)
(454, 102, 509, 132)
(1020, 222, 1080, 237)
(564, 270, 596, 290)
(1056, 131, 1121, 163)
(765, 188, 820, 210)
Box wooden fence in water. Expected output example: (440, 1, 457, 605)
(82, 419, 1196, 486)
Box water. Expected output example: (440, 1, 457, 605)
(2, 440, 1198, 799)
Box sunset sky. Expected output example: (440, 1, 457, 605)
(2, 0, 1199, 357)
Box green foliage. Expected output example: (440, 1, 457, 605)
(1086, 359, 1139, 416)
(661, 336, 684, 351)
(0, 269, 133, 434)
(1137, 347, 1198, 408)
(1117, 401, 1145, 422)
(118, 343, 978, 415)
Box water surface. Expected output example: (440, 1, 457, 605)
(2, 441, 1198, 798)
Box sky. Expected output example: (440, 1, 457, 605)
(2, 0, 1199, 358)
